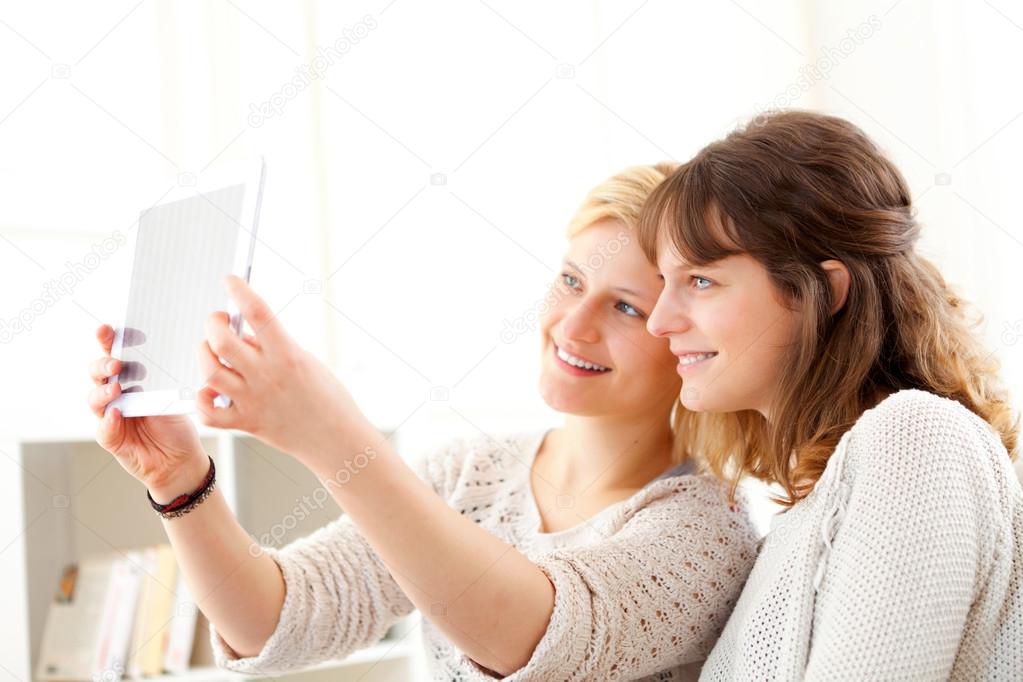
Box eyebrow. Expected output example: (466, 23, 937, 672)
(564, 259, 649, 299)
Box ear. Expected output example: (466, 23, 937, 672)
(820, 260, 850, 314)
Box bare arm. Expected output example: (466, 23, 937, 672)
(190, 279, 558, 675)
(91, 315, 421, 670)
(149, 464, 285, 659)
(88, 323, 283, 660)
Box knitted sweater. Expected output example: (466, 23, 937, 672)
(208, 429, 759, 680)
(701, 389, 1023, 680)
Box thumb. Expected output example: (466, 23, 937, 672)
(96, 405, 123, 450)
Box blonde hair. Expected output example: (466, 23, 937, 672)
(567, 162, 680, 237)
(566, 162, 690, 464)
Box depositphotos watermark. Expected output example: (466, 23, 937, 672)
(1002, 319, 1023, 346)
(499, 230, 632, 344)
(92, 661, 124, 682)
(247, 15, 378, 127)
(752, 15, 882, 122)
(1, 230, 128, 344)
(249, 445, 378, 555)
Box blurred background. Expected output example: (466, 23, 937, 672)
(2, 0, 1021, 449)
(1, 0, 1021, 680)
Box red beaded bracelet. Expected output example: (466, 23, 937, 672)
(147, 455, 216, 519)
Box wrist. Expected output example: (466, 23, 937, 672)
(307, 435, 394, 495)
(294, 416, 376, 473)
(148, 455, 213, 505)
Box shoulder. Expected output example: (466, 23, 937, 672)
(616, 472, 759, 552)
(842, 388, 1002, 464)
(634, 469, 743, 514)
(410, 430, 545, 500)
(845, 388, 1006, 474)
(855, 388, 987, 429)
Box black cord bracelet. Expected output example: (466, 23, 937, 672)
(147, 454, 216, 519)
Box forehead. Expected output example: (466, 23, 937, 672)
(653, 230, 691, 269)
(565, 219, 634, 261)
(564, 220, 661, 286)
(653, 204, 740, 270)
(655, 236, 750, 275)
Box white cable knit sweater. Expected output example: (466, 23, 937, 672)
(207, 429, 760, 680)
(701, 389, 1023, 680)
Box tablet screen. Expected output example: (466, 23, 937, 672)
(118, 184, 247, 398)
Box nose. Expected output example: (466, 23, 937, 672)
(559, 298, 601, 345)
(646, 289, 688, 338)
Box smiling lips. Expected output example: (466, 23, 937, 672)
(672, 349, 719, 374)
(554, 343, 611, 373)
(677, 351, 718, 366)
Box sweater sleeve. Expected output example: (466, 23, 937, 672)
(206, 439, 468, 674)
(207, 514, 416, 673)
(803, 391, 1001, 680)
(471, 476, 759, 681)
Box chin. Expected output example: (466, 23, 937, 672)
(679, 385, 711, 412)
(679, 387, 744, 415)
(538, 378, 607, 416)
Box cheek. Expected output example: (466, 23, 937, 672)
(622, 329, 677, 375)
(537, 298, 561, 335)
(720, 300, 796, 363)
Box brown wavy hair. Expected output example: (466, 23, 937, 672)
(638, 110, 1019, 506)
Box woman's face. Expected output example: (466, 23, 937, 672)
(538, 219, 681, 418)
(646, 230, 802, 419)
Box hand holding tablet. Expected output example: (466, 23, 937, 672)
(103, 158, 266, 418)
(88, 155, 370, 489)
(191, 273, 369, 466)
(88, 323, 211, 503)
(87, 158, 266, 500)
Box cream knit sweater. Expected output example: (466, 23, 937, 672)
(207, 429, 759, 680)
(701, 389, 1023, 680)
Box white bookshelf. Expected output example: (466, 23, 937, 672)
(1, 424, 425, 682)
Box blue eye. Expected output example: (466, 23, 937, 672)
(692, 276, 713, 290)
(561, 273, 581, 289)
(615, 301, 642, 317)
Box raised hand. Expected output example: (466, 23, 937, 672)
(194, 275, 367, 467)
(88, 324, 210, 502)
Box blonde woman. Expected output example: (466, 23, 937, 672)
(640, 111, 1022, 680)
(87, 164, 758, 680)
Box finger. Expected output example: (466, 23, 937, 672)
(196, 340, 246, 396)
(205, 311, 259, 376)
(224, 275, 291, 353)
(96, 404, 123, 447)
(89, 381, 121, 419)
(241, 332, 262, 352)
(195, 385, 236, 429)
(90, 356, 121, 386)
(96, 324, 116, 355)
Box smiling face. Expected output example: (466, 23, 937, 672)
(646, 230, 802, 419)
(537, 218, 681, 418)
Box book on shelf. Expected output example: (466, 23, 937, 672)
(164, 573, 199, 674)
(35, 544, 208, 681)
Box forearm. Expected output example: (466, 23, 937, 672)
(304, 431, 554, 676)
(187, 281, 551, 669)
(151, 460, 285, 659)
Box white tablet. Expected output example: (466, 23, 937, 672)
(104, 158, 266, 418)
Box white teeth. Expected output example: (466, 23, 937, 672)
(679, 352, 718, 366)
(556, 346, 609, 372)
